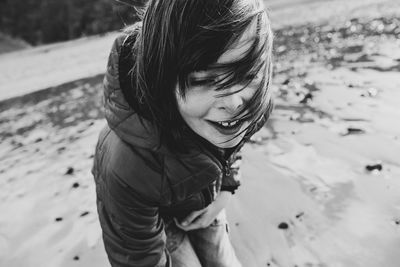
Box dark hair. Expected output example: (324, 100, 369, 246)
(124, 0, 273, 153)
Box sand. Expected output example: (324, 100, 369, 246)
(226, 15, 400, 267)
(1, 1, 400, 267)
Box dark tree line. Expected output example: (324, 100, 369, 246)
(0, 0, 145, 45)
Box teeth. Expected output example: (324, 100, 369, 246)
(217, 120, 239, 127)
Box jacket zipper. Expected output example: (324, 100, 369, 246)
(199, 145, 240, 206)
(223, 160, 231, 176)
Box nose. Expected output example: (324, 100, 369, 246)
(217, 89, 245, 114)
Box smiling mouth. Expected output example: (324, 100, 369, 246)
(206, 118, 245, 135)
(216, 119, 241, 127)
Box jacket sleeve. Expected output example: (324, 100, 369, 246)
(97, 166, 171, 267)
(95, 26, 171, 266)
(93, 129, 171, 267)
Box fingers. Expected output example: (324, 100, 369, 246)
(181, 209, 205, 226)
(176, 220, 206, 231)
(174, 217, 209, 231)
(174, 217, 197, 231)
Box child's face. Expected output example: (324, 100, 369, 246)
(176, 22, 261, 148)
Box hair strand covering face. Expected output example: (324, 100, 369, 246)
(125, 0, 274, 153)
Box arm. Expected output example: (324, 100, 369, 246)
(97, 168, 170, 267)
(175, 190, 233, 230)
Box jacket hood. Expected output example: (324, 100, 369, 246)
(103, 32, 219, 158)
(103, 43, 159, 151)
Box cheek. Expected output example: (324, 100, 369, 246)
(177, 90, 215, 118)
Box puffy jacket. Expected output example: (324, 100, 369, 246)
(91, 28, 270, 267)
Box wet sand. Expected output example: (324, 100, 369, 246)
(228, 15, 400, 267)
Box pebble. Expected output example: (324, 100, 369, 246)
(366, 87, 378, 97)
(282, 78, 290, 85)
(343, 127, 365, 136)
(365, 163, 383, 172)
(300, 93, 313, 104)
(278, 222, 289, 230)
(80, 211, 89, 217)
(65, 167, 74, 175)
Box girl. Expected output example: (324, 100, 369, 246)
(92, 0, 273, 266)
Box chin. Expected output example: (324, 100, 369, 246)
(212, 136, 242, 148)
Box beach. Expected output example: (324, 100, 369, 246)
(1, 1, 400, 266)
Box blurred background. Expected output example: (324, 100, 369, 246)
(0, 0, 142, 49)
(1, 0, 400, 267)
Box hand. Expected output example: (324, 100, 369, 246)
(174, 191, 232, 231)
